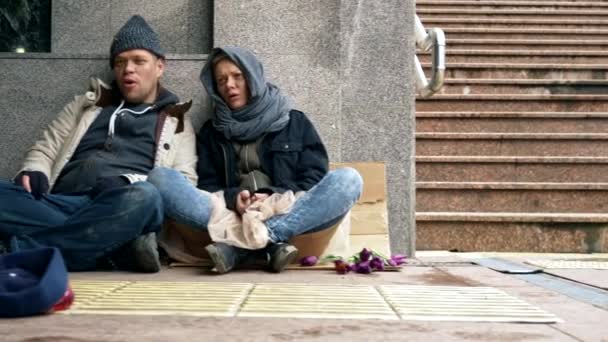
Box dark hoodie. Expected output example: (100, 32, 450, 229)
(52, 87, 179, 194)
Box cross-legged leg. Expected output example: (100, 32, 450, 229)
(147, 167, 213, 229)
(0, 180, 163, 271)
(265, 167, 363, 242)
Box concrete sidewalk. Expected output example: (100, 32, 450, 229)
(1, 252, 607, 342)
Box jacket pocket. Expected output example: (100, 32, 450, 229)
(269, 141, 303, 153)
(269, 141, 302, 181)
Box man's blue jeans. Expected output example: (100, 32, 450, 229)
(0, 180, 163, 271)
(148, 167, 363, 243)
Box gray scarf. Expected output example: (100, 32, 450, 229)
(200, 47, 292, 141)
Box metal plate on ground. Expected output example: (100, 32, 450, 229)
(66, 280, 252, 316)
(239, 283, 398, 320)
(525, 260, 608, 270)
(471, 258, 541, 274)
(379, 285, 562, 323)
(541, 269, 608, 290)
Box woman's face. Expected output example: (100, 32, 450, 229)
(213, 59, 250, 110)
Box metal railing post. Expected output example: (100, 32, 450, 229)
(415, 15, 446, 98)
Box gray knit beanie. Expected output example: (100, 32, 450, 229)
(110, 15, 165, 67)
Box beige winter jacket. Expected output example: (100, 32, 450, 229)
(19, 77, 197, 187)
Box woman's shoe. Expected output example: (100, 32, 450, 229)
(205, 242, 238, 274)
(267, 243, 298, 273)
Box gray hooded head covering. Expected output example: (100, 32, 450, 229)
(200, 47, 292, 141)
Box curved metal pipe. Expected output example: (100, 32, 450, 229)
(415, 16, 446, 98)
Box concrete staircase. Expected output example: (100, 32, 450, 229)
(415, 0, 608, 253)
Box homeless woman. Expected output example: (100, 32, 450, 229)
(148, 46, 362, 274)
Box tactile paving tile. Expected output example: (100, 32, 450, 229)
(64, 281, 561, 323)
(525, 260, 608, 270)
(65, 280, 252, 316)
(69, 280, 131, 308)
(239, 283, 398, 320)
(379, 285, 561, 323)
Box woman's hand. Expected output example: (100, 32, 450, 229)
(236, 190, 252, 215)
(251, 193, 269, 203)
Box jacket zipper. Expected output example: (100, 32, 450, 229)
(220, 143, 229, 186)
(245, 144, 258, 191)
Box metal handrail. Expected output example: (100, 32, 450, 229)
(415, 15, 445, 98)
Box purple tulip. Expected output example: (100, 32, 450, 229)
(370, 257, 385, 271)
(355, 260, 372, 274)
(359, 248, 372, 262)
(387, 259, 398, 267)
(299, 256, 318, 266)
(390, 254, 407, 266)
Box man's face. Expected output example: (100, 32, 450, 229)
(113, 49, 165, 104)
(214, 59, 250, 110)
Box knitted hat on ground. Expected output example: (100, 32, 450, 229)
(110, 15, 165, 67)
(0, 247, 69, 318)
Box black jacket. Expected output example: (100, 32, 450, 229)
(196, 110, 329, 210)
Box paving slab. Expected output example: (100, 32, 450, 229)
(439, 265, 608, 341)
(0, 261, 605, 341)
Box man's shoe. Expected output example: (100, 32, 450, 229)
(132, 233, 161, 273)
(268, 243, 298, 273)
(205, 242, 238, 274)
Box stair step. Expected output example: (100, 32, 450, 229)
(417, 156, 608, 182)
(417, 181, 608, 190)
(416, 213, 608, 252)
(416, 182, 608, 213)
(422, 62, 608, 80)
(417, 0, 608, 8)
(419, 17, 608, 29)
(417, 211, 608, 223)
(417, 8, 608, 20)
(445, 38, 608, 51)
(417, 49, 608, 64)
(433, 79, 607, 95)
(417, 112, 608, 133)
(416, 95, 608, 112)
(416, 111, 608, 118)
(417, 132, 608, 139)
(440, 27, 608, 40)
(416, 133, 608, 156)
(417, 156, 608, 162)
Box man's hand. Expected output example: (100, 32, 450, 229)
(236, 190, 252, 215)
(14, 171, 49, 200)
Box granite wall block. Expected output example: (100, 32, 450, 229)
(51, 0, 212, 54)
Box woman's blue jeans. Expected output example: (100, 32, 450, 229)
(148, 167, 363, 244)
(0, 180, 163, 271)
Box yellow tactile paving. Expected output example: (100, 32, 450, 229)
(63, 281, 561, 322)
(239, 283, 398, 320)
(379, 285, 562, 323)
(69, 280, 131, 308)
(65, 280, 252, 316)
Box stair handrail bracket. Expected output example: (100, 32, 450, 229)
(415, 15, 445, 98)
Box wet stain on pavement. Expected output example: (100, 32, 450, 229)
(412, 268, 480, 286)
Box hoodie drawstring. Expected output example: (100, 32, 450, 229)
(104, 100, 155, 150)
